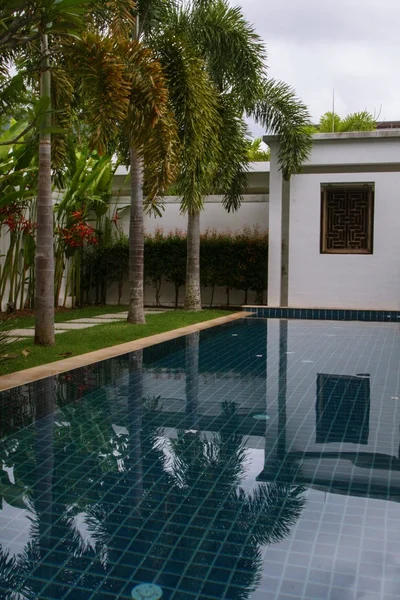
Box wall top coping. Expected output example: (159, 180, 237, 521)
(264, 129, 400, 144)
(114, 161, 270, 176)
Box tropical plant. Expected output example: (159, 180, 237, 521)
(0, 0, 92, 344)
(247, 137, 270, 161)
(315, 110, 376, 133)
(0, 119, 38, 310)
(53, 150, 114, 307)
(1, 0, 179, 338)
(112, 6, 179, 326)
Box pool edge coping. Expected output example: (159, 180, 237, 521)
(0, 311, 251, 392)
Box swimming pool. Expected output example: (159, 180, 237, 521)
(0, 317, 399, 599)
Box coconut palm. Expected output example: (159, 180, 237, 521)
(147, 0, 312, 311)
(2, 0, 178, 338)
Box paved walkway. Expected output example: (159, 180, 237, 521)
(6, 309, 170, 343)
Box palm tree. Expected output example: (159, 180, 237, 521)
(3, 0, 178, 337)
(151, 0, 312, 311)
(0, 0, 88, 344)
(1, 0, 124, 344)
(34, 29, 55, 344)
(124, 0, 213, 322)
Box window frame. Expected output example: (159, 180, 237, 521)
(320, 183, 375, 255)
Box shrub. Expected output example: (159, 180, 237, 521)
(81, 227, 268, 306)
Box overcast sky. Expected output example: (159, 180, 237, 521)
(229, 0, 400, 136)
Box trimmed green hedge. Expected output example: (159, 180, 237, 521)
(81, 227, 268, 307)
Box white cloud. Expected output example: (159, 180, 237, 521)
(229, 0, 400, 132)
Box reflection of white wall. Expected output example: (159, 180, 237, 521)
(258, 488, 400, 600)
(265, 319, 400, 464)
(142, 371, 267, 417)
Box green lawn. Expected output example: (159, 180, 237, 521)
(3, 304, 131, 330)
(0, 310, 231, 376)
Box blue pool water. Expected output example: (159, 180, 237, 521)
(0, 318, 399, 600)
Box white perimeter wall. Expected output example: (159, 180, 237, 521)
(107, 166, 269, 306)
(289, 171, 400, 309)
(113, 194, 269, 235)
(272, 133, 400, 310)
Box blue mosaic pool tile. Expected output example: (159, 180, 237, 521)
(244, 306, 400, 322)
(0, 318, 400, 600)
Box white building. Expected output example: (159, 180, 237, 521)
(267, 129, 400, 311)
(111, 129, 400, 310)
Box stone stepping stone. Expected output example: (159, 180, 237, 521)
(69, 318, 123, 324)
(52, 322, 99, 330)
(4, 337, 20, 344)
(93, 313, 127, 320)
(5, 329, 36, 337)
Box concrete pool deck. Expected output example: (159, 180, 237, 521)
(0, 311, 250, 392)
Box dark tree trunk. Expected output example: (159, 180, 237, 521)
(184, 210, 201, 311)
(35, 33, 54, 345)
(127, 147, 146, 324)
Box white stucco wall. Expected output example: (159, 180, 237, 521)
(113, 194, 269, 235)
(266, 131, 400, 310)
(289, 171, 400, 309)
(105, 163, 270, 306)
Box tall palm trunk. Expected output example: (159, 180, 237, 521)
(184, 331, 200, 430)
(127, 349, 143, 513)
(127, 16, 145, 325)
(35, 33, 54, 345)
(34, 377, 56, 586)
(184, 210, 202, 311)
(127, 147, 145, 324)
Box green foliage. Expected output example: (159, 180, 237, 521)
(340, 111, 376, 132)
(0, 319, 13, 360)
(163, 230, 187, 307)
(318, 111, 342, 133)
(253, 79, 312, 179)
(144, 228, 170, 306)
(82, 227, 268, 307)
(317, 111, 376, 133)
(246, 138, 270, 161)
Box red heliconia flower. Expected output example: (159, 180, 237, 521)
(72, 209, 84, 221)
(4, 216, 16, 232)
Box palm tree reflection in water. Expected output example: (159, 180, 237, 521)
(0, 352, 306, 599)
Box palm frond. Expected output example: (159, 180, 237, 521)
(188, 0, 266, 108)
(70, 33, 131, 154)
(252, 78, 312, 179)
(138, 0, 178, 36)
(212, 96, 250, 212)
(233, 481, 306, 546)
(152, 26, 221, 213)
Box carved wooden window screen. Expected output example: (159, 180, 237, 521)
(316, 373, 370, 445)
(320, 185, 374, 254)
